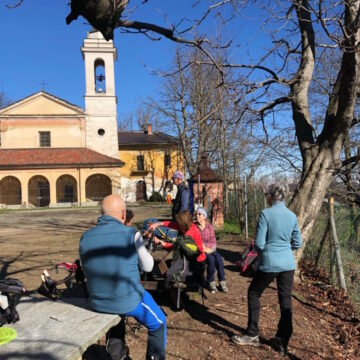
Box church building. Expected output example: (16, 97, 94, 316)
(0, 30, 123, 208)
(0, 30, 182, 208)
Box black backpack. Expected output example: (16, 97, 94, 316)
(0, 278, 25, 327)
(237, 243, 261, 277)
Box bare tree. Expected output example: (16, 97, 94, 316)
(208, 1, 360, 268)
(0, 92, 11, 109)
(151, 48, 226, 176)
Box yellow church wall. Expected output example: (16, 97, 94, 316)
(0, 118, 85, 149)
(0, 167, 121, 207)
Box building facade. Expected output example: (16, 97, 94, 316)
(0, 30, 182, 208)
(0, 30, 123, 208)
(118, 124, 184, 202)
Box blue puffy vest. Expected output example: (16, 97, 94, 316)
(80, 215, 143, 314)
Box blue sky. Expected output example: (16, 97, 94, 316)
(0, 1, 267, 127)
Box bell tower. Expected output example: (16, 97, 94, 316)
(82, 30, 118, 158)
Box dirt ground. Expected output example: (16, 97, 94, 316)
(0, 205, 359, 359)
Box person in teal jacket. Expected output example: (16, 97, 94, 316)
(232, 184, 302, 356)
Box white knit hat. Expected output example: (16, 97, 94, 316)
(196, 207, 207, 219)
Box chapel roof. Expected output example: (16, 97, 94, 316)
(0, 148, 124, 170)
(0, 91, 84, 116)
(189, 153, 222, 183)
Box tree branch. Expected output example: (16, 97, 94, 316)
(117, 19, 224, 81)
(6, 0, 24, 8)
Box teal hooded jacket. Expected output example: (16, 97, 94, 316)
(255, 201, 302, 273)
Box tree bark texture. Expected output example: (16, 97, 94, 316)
(288, 0, 360, 269)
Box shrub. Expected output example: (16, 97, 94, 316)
(148, 192, 164, 202)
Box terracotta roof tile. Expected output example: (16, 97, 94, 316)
(0, 148, 124, 169)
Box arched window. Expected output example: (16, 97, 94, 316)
(0, 176, 21, 205)
(94, 59, 106, 93)
(28, 175, 50, 207)
(56, 175, 78, 203)
(85, 174, 112, 201)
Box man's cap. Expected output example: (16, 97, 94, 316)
(172, 171, 184, 181)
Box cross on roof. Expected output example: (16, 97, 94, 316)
(40, 80, 48, 91)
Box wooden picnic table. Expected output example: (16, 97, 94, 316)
(0, 296, 120, 360)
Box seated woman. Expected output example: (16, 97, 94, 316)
(195, 207, 228, 293)
(149, 210, 206, 289)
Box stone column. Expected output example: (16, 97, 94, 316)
(49, 174, 57, 207)
(79, 169, 87, 205)
(20, 173, 29, 207)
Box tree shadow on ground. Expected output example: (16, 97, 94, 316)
(224, 264, 241, 273)
(0, 250, 76, 284)
(217, 247, 241, 264)
(184, 297, 245, 337)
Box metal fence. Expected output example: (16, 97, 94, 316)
(227, 180, 267, 237)
(305, 201, 360, 312)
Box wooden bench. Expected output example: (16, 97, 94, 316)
(1, 296, 120, 360)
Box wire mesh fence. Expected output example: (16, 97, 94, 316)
(305, 201, 360, 312)
(227, 181, 267, 237)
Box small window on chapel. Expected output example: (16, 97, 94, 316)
(164, 154, 171, 167)
(137, 155, 145, 171)
(39, 131, 51, 147)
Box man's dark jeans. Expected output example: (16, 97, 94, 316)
(246, 270, 294, 344)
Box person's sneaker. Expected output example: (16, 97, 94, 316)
(232, 334, 260, 346)
(219, 280, 228, 293)
(208, 281, 217, 293)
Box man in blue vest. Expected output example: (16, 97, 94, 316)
(80, 195, 166, 360)
(171, 171, 189, 220)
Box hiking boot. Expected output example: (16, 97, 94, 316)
(273, 337, 288, 356)
(232, 334, 259, 346)
(219, 280, 228, 293)
(208, 281, 217, 293)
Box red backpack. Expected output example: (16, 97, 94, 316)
(236, 242, 261, 277)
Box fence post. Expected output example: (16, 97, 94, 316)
(315, 220, 330, 268)
(328, 196, 347, 292)
(244, 176, 248, 240)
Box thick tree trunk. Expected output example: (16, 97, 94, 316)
(289, 144, 341, 266)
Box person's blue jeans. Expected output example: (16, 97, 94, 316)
(205, 251, 225, 282)
(107, 290, 166, 360)
(124, 290, 166, 359)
